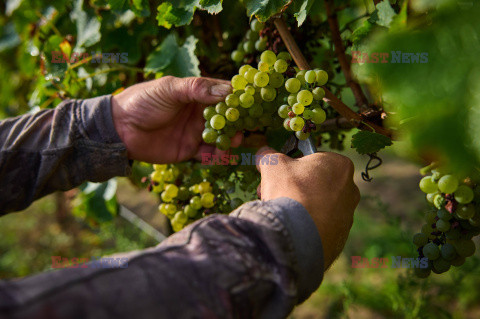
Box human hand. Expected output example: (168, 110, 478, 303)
(111, 76, 241, 163)
(256, 148, 360, 269)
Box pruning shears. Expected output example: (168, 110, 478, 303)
(280, 135, 317, 157)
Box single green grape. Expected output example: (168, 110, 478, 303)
(243, 40, 255, 54)
(177, 186, 189, 201)
(292, 103, 304, 115)
(438, 175, 459, 194)
(239, 93, 255, 108)
(184, 205, 197, 218)
(297, 90, 313, 106)
(255, 38, 267, 51)
(305, 70, 317, 83)
(283, 119, 293, 131)
(413, 233, 428, 246)
(225, 94, 239, 107)
(215, 102, 228, 115)
(216, 134, 231, 150)
(278, 104, 290, 118)
(303, 109, 313, 120)
(289, 116, 305, 131)
(203, 106, 216, 120)
(258, 61, 269, 72)
(296, 131, 310, 140)
(202, 127, 217, 144)
(311, 108, 327, 124)
(254, 71, 269, 88)
(315, 70, 329, 85)
(433, 258, 451, 273)
(436, 219, 451, 232)
(454, 185, 474, 204)
(419, 176, 438, 193)
(454, 239, 476, 257)
(201, 192, 215, 208)
(285, 78, 301, 93)
(312, 87, 325, 100)
(287, 94, 297, 106)
(244, 116, 256, 131)
(231, 75, 247, 90)
(457, 204, 475, 219)
(244, 68, 258, 83)
(441, 243, 457, 261)
(274, 59, 288, 73)
(231, 50, 244, 62)
(250, 19, 263, 32)
(423, 242, 440, 260)
(224, 125, 236, 138)
(174, 211, 188, 224)
(164, 184, 179, 198)
(269, 72, 284, 88)
(296, 70, 307, 85)
(277, 51, 292, 62)
(260, 87, 276, 102)
(225, 108, 240, 122)
(437, 208, 452, 221)
(161, 191, 173, 203)
(245, 30, 258, 41)
(260, 50, 276, 66)
(210, 114, 226, 130)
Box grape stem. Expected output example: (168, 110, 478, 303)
(273, 16, 393, 139)
(324, 0, 369, 109)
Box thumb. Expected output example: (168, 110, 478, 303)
(176, 77, 232, 105)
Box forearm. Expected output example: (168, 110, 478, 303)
(0, 96, 131, 214)
(0, 198, 324, 319)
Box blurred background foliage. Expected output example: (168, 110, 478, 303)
(1, 0, 480, 318)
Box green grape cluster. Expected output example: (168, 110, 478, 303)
(148, 164, 217, 232)
(145, 163, 248, 232)
(203, 49, 330, 149)
(278, 69, 328, 140)
(231, 19, 266, 63)
(413, 166, 480, 278)
(202, 49, 293, 149)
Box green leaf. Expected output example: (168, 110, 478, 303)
(156, 1, 198, 29)
(351, 20, 374, 46)
(145, 34, 200, 77)
(244, 0, 291, 22)
(71, 0, 101, 48)
(390, 0, 408, 32)
(79, 179, 118, 223)
(375, 0, 396, 28)
(292, 0, 316, 26)
(199, 0, 223, 14)
(351, 130, 393, 154)
(365, 4, 480, 169)
(108, 0, 127, 10)
(131, 0, 151, 17)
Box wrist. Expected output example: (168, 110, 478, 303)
(111, 95, 131, 158)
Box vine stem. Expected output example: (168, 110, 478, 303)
(324, 0, 369, 108)
(273, 17, 393, 138)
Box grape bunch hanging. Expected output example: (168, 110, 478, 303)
(413, 166, 480, 277)
(203, 48, 329, 150)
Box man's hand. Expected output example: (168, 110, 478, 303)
(257, 148, 360, 269)
(111, 76, 239, 163)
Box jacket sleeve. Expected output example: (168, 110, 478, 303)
(0, 95, 131, 215)
(0, 197, 324, 319)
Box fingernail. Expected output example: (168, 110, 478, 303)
(210, 84, 232, 97)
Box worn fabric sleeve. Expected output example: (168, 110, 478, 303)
(0, 197, 324, 319)
(0, 95, 131, 215)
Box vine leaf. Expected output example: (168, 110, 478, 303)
(375, 0, 396, 28)
(74, 179, 118, 223)
(292, 0, 316, 26)
(145, 34, 200, 77)
(351, 130, 392, 155)
(199, 0, 223, 14)
(156, 0, 222, 28)
(71, 0, 101, 49)
(244, 0, 291, 22)
(156, 1, 196, 29)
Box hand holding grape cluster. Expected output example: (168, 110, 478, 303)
(413, 167, 480, 277)
(202, 48, 329, 150)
